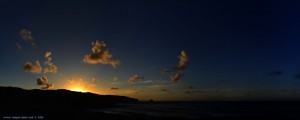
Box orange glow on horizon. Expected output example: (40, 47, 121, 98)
(70, 87, 86, 92)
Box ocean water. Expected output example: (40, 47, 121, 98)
(88, 101, 300, 119)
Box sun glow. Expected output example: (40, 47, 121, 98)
(69, 86, 86, 92)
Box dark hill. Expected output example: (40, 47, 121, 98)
(0, 86, 138, 116)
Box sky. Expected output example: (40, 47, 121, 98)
(1, 0, 300, 101)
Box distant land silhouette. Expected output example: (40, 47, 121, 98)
(0, 86, 141, 119)
(0, 86, 138, 109)
(0, 86, 192, 120)
(2, 86, 300, 120)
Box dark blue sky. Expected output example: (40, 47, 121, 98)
(1, 0, 300, 100)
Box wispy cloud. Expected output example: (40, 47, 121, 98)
(19, 28, 36, 48)
(137, 84, 171, 88)
(161, 50, 189, 83)
(92, 77, 97, 82)
(83, 41, 120, 68)
(24, 61, 42, 73)
(174, 51, 188, 72)
(143, 80, 153, 83)
(160, 68, 173, 74)
(110, 82, 124, 85)
(68, 79, 74, 84)
(171, 73, 184, 83)
(42, 83, 54, 89)
(43, 51, 58, 73)
(112, 77, 118, 81)
(128, 74, 144, 83)
(184, 90, 203, 94)
(161, 88, 167, 91)
(110, 87, 119, 90)
(16, 43, 22, 50)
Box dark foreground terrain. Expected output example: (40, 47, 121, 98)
(1, 86, 300, 120)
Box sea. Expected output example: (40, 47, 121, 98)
(87, 101, 300, 119)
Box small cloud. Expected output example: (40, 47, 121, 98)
(174, 51, 188, 72)
(37, 76, 54, 89)
(68, 79, 74, 84)
(43, 51, 58, 73)
(161, 50, 189, 83)
(267, 70, 283, 76)
(184, 90, 203, 94)
(45, 51, 52, 58)
(37, 76, 48, 85)
(161, 88, 167, 91)
(110, 87, 119, 90)
(92, 77, 96, 82)
(83, 41, 120, 68)
(110, 82, 124, 85)
(171, 73, 184, 83)
(160, 68, 173, 74)
(16, 43, 22, 50)
(19, 28, 36, 48)
(42, 83, 54, 89)
(24, 61, 42, 73)
(128, 74, 144, 83)
(112, 77, 118, 81)
(155, 79, 171, 84)
(143, 80, 153, 83)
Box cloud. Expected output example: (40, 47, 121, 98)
(155, 79, 171, 84)
(42, 83, 54, 89)
(68, 79, 74, 84)
(112, 77, 118, 81)
(43, 51, 58, 73)
(19, 28, 36, 48)
(174, 51, 188, 71)
(184, 90, 203, 94)
(143, 80, 153, 83)
(128, 74, 144, 83)
(171, 73, 184, 83)
(160, 68, 173, 74)
(161, 88, 167, 91)
(37, 76, 48, 85)
(83, 41, 120, 68)
(110, 82, 124, 85)
(161, 50, 189, 83)
(16, 43, 22, 50)
(23, 52, 57, 74)
(37, 76, 54, 89)
(91, 77, 97, 82)
(24, 61, 42, 73)
(184, 91, 192, 94)
(110, 87, 119, 90)
(45, 51, 52, 58)
(268, 70, 283, 76)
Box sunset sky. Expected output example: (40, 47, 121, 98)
(1, 0, 300, 101)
